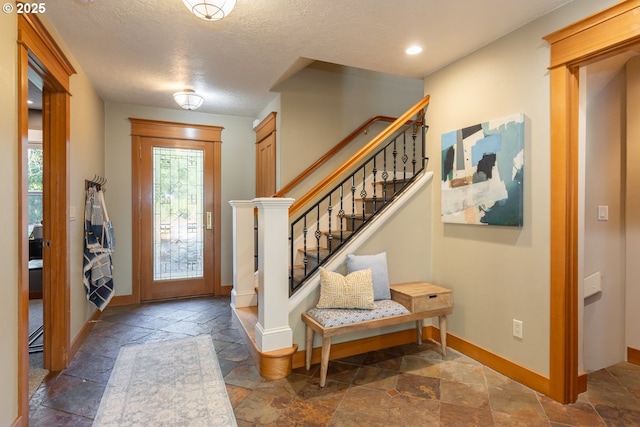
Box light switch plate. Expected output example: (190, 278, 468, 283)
(598, 205, 608, 221)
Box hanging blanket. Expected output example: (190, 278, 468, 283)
(83, 186, 115, 311)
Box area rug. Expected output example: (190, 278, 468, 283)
(93, 335, 237, 426)
(29, 368, 48, 398)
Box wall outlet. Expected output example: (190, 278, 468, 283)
(513, 319, 523, 339)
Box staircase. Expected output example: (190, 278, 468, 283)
(290, 171, 417, 293)
(229, 95, 431, 379)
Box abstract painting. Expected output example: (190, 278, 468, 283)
(441, 113, 524, 226)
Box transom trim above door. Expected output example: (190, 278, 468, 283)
(129, 118, 224, 303)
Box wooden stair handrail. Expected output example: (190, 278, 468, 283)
(274, 115, 400, 198)
(288, 94, 430, 217)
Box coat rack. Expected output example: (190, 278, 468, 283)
(85, 175, 107, 191)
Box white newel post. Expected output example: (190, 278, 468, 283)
(253, 197, 295, 353)
(229, 200, 257, 309)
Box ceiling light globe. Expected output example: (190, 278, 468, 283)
(183, 0, 236, 21)
(173, 90, 205, 110)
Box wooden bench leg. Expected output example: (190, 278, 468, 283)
(415, 319, 423, 345)
(319, 337, 332, 387)
(439, 314, 447, 356)
(305, 324, 314, 370)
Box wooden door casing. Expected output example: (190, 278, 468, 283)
(130, 119, 224, 303)
(255, 112, 277, 197)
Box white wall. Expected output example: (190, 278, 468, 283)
(0, 10, 19, 426)
(0, 12, 106, 424)
(289, 177, 434, 349)
(627, 57, 640, 354)
(582, 67, 626, 371)
(104, 104, 255, 295)
(67, 56, 106, 340)
(422, 0, 618, 376)
(37, 13, 107, 350)
(275, 62, 424, 191)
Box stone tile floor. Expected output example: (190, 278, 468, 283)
(28, 296, 640, 426)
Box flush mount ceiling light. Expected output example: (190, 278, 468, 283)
(182, 0, 236, 21)
(405, 45, 423, 55)
(173, 89, 205, 110)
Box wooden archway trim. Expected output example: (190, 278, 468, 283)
(17, 12, 75, 426)
(544, 0, 640, 404)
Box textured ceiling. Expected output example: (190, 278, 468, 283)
(43, 0, 572, 118)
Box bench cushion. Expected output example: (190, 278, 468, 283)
(306, 299, 410, 328)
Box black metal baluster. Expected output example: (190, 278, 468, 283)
(287, 110, 430, 293)
(361, 165, 367, 221)
(350, 175, 356, 232)
(254, 214, 259, 271)
(327, 193, 333, 252)
(339, 184, 345, 242)
(372, 156, 378, 213)
(392, 138, 398, 194)
(402, 131, 408, 181)
(382, 148, 389, 201)
(412, 120, 418, 175)
(302, 216, 308, 276)
(315, 204, 321, 268)
(289, 226, 294, 292)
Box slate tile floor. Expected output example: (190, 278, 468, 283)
(29, 296, 640, 426)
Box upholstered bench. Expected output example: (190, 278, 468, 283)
(302, 281, 453, 387)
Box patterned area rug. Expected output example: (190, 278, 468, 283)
(93, 335, 237, 426)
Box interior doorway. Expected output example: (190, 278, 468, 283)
(579, 53, 638, 374)
(26, 70, 46, 380)
(544, 0, 640, 404)
(17, 13, 76, 423)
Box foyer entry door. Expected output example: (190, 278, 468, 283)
(131, 119, 223, 301)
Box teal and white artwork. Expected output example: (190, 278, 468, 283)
(441, 113, 524, 226)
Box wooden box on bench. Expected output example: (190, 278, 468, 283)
(390, 282, 453, 314)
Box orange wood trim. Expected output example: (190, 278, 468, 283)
(109, 294, 139, 306)
(129, 118, 222, 142)
(255, 112, 276, 143)
(545, 6, 640, 69)
(17, 40, 30, 427)
(17, 14, 75, 91)
(260, 345, 298, 380)
(17, 12, 76, 423)
(288, 95, 429, 216)
(547, 64, 580, 404)
(212, 140, 223, 295)
(293, 324, 550, 397)
(438, 329, 550, 396)
(130, 134, 142, 304)
(628, 347, 640, 365)
(10, 416, 24, 427)
(577, 371, 588, 394)
(292, 328, 420, 368)
(544, 1, 640, 53)
(130, 119, 223, 300)
(43, 90, 72, 373)
(275, 115, 405, 199)
(544, 0, 640, 404)
(69, 309, 101, 361)
(232, 306, 295, 379)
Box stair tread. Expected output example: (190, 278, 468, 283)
(297, 247, 329, 253)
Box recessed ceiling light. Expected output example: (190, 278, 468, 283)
(27, 100, 33, 104)
(406, 46, 423, 55)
